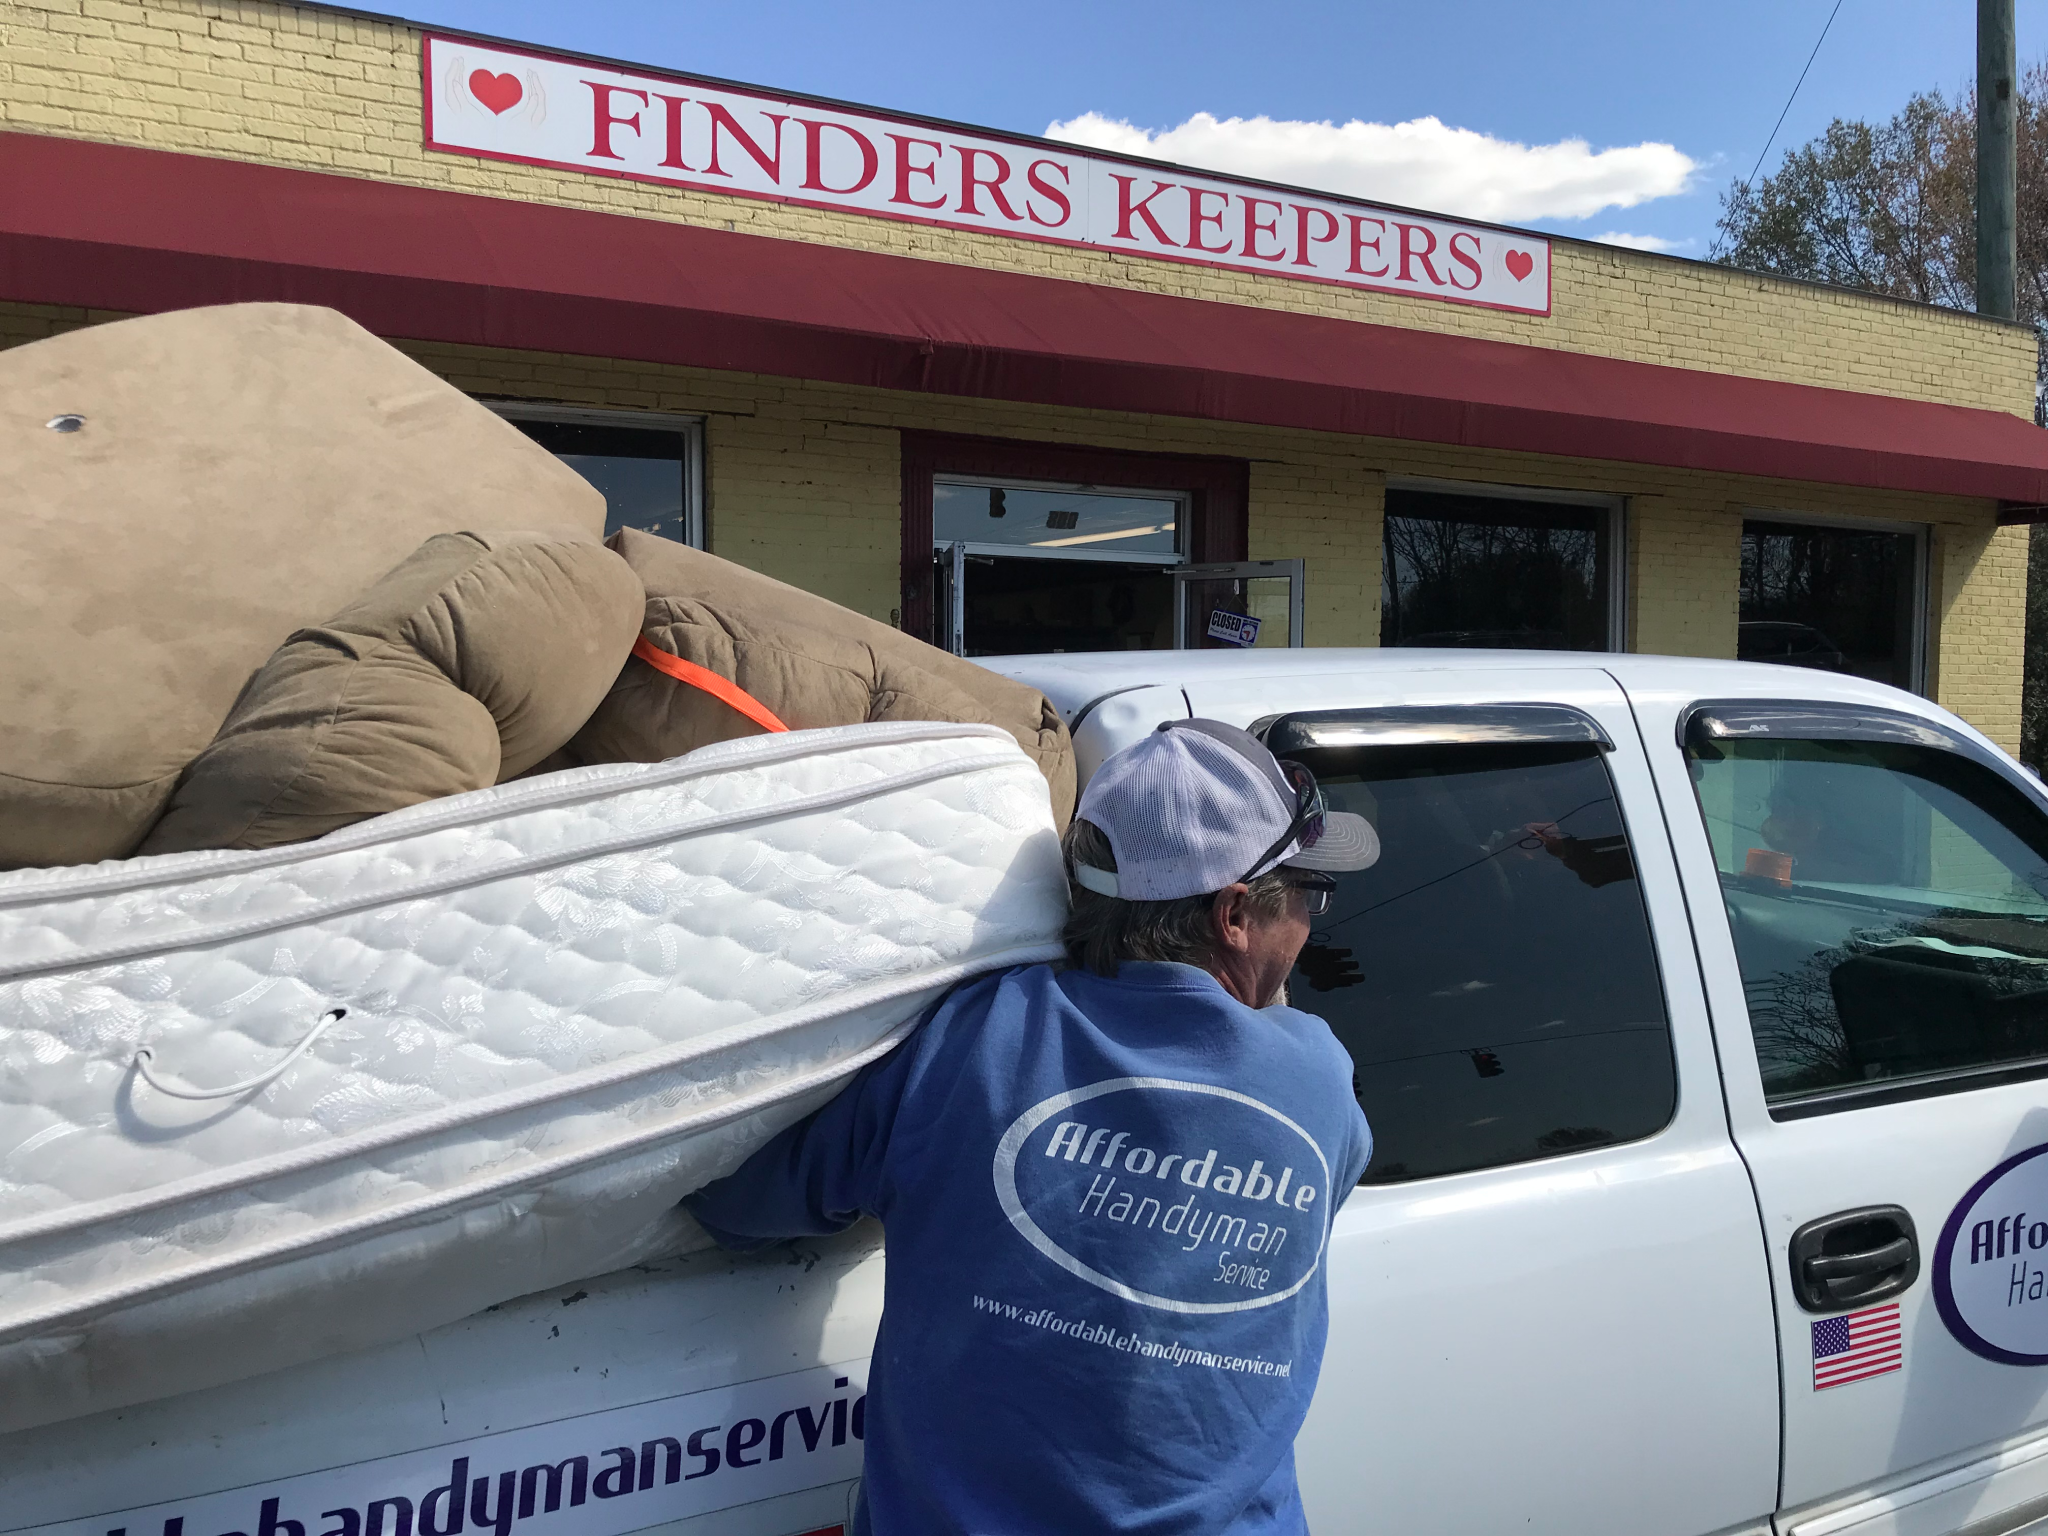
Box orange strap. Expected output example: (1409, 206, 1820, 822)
(632, 635, 790, 735)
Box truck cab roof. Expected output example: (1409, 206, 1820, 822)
(976, 648, 2001, 785)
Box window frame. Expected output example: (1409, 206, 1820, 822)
(1383, 476, 1628, 652)
(483, 402, 707, 550)
(901, 431, 1249, 643)
(1737, 506, 1930, 695)
(1680, 699, 2048, 1120)
(1267, 717, 1680, 1185)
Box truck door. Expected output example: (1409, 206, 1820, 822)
(1636, 683, 2048, 1534)
(1175, 667, 1779, 1536)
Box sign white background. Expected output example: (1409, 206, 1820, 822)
(16, 1361, 869, 1536)
(423, 35, 1552, 317)
(1937, 1145, 2048, 1363)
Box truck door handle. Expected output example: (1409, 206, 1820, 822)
(1804, 1238, 1914, 1282)
(1788, 1205, 1919, 1313)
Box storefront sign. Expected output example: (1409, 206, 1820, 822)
(1935, 1142, 2048, 1365)
(422, 36, 1551, 316)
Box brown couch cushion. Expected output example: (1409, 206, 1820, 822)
(1, 304, 606, 870)
(140, 531, 644, 855)
(569, 530, 1075, 827)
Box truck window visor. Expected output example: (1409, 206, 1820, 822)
(1679, 700, 2027, 793)
(1263, 704, 1612, 755)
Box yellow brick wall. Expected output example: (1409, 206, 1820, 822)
(1, 0, 2038, 417)
(1248, 460, 1381, 647)
(1933, 521, 2030, 748)
(1625, 495, 1742, 659)
(378, 328, 2028, 746)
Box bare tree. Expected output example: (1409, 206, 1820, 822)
(1715, 67, 2048, 760)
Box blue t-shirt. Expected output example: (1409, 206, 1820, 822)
(685, 960, 1373, 1536)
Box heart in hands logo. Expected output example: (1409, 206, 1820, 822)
(441, 54, 546, 125)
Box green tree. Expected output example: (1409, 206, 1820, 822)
(1714, 68, 2048, 760)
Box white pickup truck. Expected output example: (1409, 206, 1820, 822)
(12, 648, 2048, 1536)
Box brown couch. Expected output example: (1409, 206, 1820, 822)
(141, 531, 644, 855)
(1, 303, 606, 870)
(570, 530, 1075, 827)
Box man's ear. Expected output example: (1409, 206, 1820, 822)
(1210, 883, 1254, 955)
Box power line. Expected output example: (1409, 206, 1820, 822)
(1740, 0, 1847, 193)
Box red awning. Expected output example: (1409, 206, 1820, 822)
(5, 129, 2046, 504)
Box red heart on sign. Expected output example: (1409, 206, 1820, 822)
(469, 69, 522, 115)
(1504, 249, 1534, 282)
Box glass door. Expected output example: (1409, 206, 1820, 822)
(1174, 560, 1304, 649)
(932, 476, 1187, 656)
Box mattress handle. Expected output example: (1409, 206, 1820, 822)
(132, 1007, 347, 1102)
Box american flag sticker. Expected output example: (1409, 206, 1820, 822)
(1812, 1302, 1904, 1389)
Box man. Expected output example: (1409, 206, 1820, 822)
(685, 719, 1379, 1534)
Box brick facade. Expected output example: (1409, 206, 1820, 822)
(0, 0, 2036, 748)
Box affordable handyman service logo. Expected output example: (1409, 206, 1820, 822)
(1937, 1140, 2048, 1364)
(992, 1076, 1333, 1314)
(14, 1363, 867, 1536)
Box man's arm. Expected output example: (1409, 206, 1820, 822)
(683, 1034, 917, 1250)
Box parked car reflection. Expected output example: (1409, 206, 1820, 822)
(1737, 620, 1846, 671)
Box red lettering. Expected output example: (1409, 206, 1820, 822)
(654, 93, 694, 171)
(1111, 175, 1179, 245)
(1447, 231, 1483, 290)
(1346, 215, 1390, 276)
(798, 118, 878, 194)
(703, 104, 788, 181)
(1293, 206, 1339, 267)
(1186, 186, 1231, 253)
(956, 146, 1024, 221)
(1396, 223, 1445, 285)
(889, 134, 947, 208)
(1025, 159, 1073, 227)
(583, 82, 648, 161)
(1241, 197, 1286, 262)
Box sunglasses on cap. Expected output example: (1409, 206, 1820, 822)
(1241, 759, 1328, 885)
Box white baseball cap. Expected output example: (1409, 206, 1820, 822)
(1072, 719, 1379, 902)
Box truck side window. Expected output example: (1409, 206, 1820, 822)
(1285, 742, 1675, 1183)
(1686, 735, 2048, 1112)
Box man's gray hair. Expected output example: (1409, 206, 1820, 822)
(1062, 817, 1294, 977)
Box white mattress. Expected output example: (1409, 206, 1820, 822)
(0, 722, 1066, 1433)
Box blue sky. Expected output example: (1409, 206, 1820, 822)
(365, 0, 2047, 257)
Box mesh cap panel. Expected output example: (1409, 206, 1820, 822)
(1075, 724, 1297, 901)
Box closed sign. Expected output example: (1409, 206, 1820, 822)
(1206, 611, 1261, 648)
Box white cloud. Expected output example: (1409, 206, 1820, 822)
(1044, 110, 1697, 225)
(1590, 231, 1693, 252)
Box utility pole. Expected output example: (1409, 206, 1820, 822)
(1979, 0, 2018, 320)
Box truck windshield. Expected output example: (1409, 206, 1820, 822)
(1284, 741, 1674, 1184)
(1685, 735, 2048, 1109)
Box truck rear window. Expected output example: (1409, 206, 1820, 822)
(1285, 741, 1675, 1183)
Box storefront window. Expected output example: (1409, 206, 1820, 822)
(1738, 518, 1922, 690)
(933, 482, 1179, 556)
(1381, 488, 1617, 651)
(488, 405, 704, 547)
